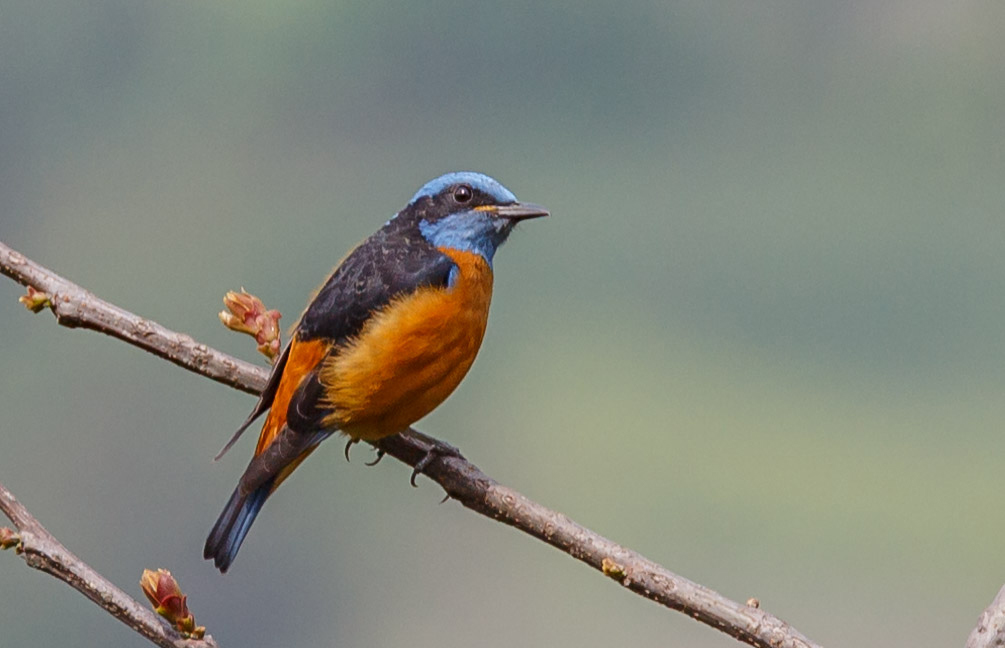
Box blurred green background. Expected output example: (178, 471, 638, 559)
(1, 1, 1003, 646)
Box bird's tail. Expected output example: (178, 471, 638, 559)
(203, 480, 273, 573)
(204, 425, 333, 572)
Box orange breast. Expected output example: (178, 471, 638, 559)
(319, 248, 494, 441)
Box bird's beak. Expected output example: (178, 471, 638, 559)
(486, 202, 550, 221)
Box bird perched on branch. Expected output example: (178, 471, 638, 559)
(204, 172, 548, 572)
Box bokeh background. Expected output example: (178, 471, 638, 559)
(1, 2, 1003, 646)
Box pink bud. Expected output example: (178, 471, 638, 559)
(140, 569, 200, 635)
(219, 289, 282, 361)
(219, 289, 262, 335)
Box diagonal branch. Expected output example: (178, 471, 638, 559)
(0, 239, 820, 648)
(968, 584, 1005, 648)
(0, 481, 217, 648)
(0, 242, 262, 396)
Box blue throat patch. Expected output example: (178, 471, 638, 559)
(419, 210, 508, 266)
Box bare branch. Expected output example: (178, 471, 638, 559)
(0, 241, 262, 396)
(0, 481, 217, 648)
(0, 239, 821, 648)
(968, 584, 1005, 648)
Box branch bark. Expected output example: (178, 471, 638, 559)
(0, 242, 261, 396)
(0, 481, 217, 648)
(968, 584, 1005, 648)
(1, 239, 819, 648)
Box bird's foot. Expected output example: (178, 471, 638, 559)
(346, 438, 386, 466)
(409, 437, 464, 488)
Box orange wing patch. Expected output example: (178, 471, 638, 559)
(255, 335, 331, 456)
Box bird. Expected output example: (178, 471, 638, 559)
(204, 171, 548, 572)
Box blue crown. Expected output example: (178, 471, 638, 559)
(410, 171, 517, 205)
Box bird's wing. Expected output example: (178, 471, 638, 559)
(297, 231, 456, 343)
(245, 370, 332, 493)
(216, 232, 454, 458)
(214, 341, 292, 460)
(253, 359, 330, 456)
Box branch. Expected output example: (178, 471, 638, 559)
(0, 242, 261, 396)
(0, 481, 217, 648)
(1, 239, 820, 648)
(968, 584, 1005, 648)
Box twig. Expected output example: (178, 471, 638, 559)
(0, 239, 820, 648)
(968, 584, 1005, 648)
(0, 481, 217, 648)
(0, 241, 261, 396)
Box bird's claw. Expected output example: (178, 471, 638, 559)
(347, 439, 386, 466)
(409, 438, 464, 487)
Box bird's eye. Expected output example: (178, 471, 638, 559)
(453, 185, 473, 203)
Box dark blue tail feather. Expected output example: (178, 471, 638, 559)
(204, 481, 272, 573)
(205, 427, 334, 572)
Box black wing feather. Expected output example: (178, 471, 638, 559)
(284, 371, 330, 433)
(213, 341, 292, 460)
(298, 229, 455, 343)
(235, 373, 334, 497)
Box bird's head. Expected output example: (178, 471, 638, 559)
(404, 171, 548, 264)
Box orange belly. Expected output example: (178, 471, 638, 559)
(320, 248, 494, 441)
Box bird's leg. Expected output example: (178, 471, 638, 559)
(406, 434, 464, 488)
